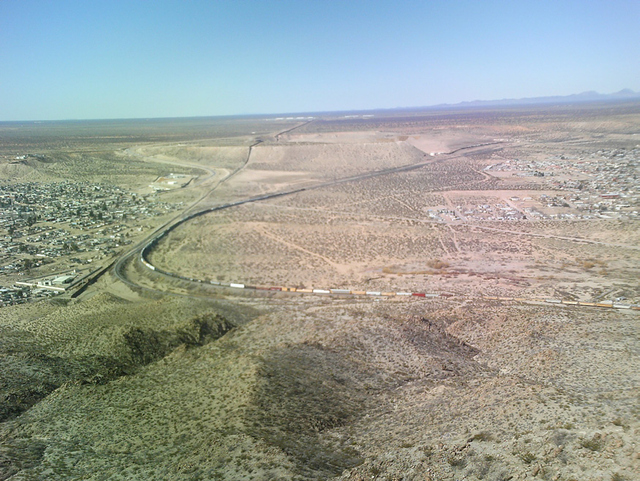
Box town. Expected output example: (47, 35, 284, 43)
(0, 180, 182, 306)
(480, 147, 640, 220)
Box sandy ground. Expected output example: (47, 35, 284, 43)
(2, 103, 639, 480)
(150, 160, 639, 304)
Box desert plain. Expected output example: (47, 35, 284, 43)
(1, 102, 639, 480)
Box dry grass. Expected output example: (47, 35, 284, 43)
(2, 104, 640, 479)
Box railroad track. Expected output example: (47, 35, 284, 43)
(108, 138, 638, 312)
(110, 141, 497, 292)
(135, 260, 640, 311)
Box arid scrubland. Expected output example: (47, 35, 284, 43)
(1, 103, 639, 480)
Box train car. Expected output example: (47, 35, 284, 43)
(313, 289, 330, 294)
(141, 259, 156, 271)
(281, 287, 296, 292)
(561, 300, 578, 305)
(351, 290, 366, 295)
(440, 293, 454, 298)
(330, 289, 351, 294)
(269, 287, 282, 291)
(366, 291, 381, 296)
(244, 285, 256, 290)
(578, 302, 597, 307)
(412, 292, 426, 297)
(613, 304, 631, 309)
(396, 292, 412, 296)
(297, 288, 313, 293)
(210, 281, 220, 285)
(545, 299, 562, 304)
(596, 303, 614, 308)
(256, 286, 270, 291)
(381, 292, 395, 296)
(425, 293, 439, 298)
(230, 283, 245, 289)
(631, 306, 640, 311)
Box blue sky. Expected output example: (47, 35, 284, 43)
(1, 0, 638, 120)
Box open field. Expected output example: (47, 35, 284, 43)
(0, 117, 301, 155)
(1, 102, 639, 480)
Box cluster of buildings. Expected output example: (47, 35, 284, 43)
(484, 147, 639, 220)
(425, 205, 524, 222)
(0, 181, 182, 306)
(456, 202, 526, 221)
(425, 208, 459, 222)
(149, 173, 194, 192)
(554, 148, 639, 218)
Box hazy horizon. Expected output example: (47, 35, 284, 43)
(1, 0, 639, 121)
(1, 88, 639, 124)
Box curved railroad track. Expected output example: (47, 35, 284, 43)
(106, 137, 638, 312)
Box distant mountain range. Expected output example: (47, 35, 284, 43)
(432, 89, 640, 109)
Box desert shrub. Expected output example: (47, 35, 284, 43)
(471, 454, 494, 478)
(551, 429, 573, 446)
(493, 472, 514, 481)
(580, 435, 604, 452)
(446, 454, 466, 468)
(519, 451, 536, 464)
(427, 259, 450, 270)
(470, 431, 494, 442)
(420, 445, 434, 457)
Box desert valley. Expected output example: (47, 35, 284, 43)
(1, 100, 639, 480)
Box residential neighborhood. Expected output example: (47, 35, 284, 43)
(0, 180, 182, 305)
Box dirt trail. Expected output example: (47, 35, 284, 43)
(446, 224, 462, 253)
(255, 225, 346, 274)
(471, 225, 640, 250)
